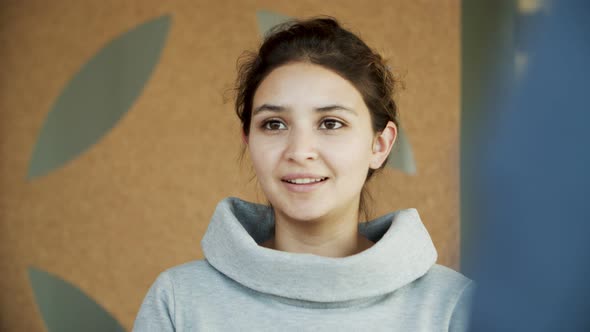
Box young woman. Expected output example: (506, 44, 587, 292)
(133, 17, 473, 331)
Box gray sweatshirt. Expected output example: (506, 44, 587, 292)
(133, 197, 474, 331)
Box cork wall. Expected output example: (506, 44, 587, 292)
(0, 1, 460, 330)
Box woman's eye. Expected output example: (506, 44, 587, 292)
(263, 120, 287, 131)
(319, 119, 344, 130)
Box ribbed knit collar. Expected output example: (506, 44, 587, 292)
(201, 197, 437, 303)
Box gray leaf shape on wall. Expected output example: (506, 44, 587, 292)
(256, 10, 292, 37)
(387, 125, 417, 174)
(28, 267, 126, 332)
(27, 14, 172, 179)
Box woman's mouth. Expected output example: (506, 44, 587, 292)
(281, 177, 329, 192)
(282, 177, 328, 184)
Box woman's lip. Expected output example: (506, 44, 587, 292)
(281, 178, 328, 193)
(281, 173, 328, 181)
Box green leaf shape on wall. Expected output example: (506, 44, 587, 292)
(27, 15, 172, 179)
(256, 10, 292, 37)
(387, 125, 417, 174)
(28, 267, 126, 332)
(255, 10, 416, 174)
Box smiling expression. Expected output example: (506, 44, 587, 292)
(247, 62, 385, 223)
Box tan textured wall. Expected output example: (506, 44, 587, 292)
(0, 1, 460, 331)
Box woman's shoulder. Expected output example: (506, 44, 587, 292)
(162, 259, 214, 276)
(390, 264, 474, 330)
(148, 259, 229, 295)
(134, 260, 232, 331)
(414, 264, 474, 295)
(399, 263, 475, 310)
(424, 264, 473, 285)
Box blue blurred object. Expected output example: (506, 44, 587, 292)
(467, 1, 590, 331)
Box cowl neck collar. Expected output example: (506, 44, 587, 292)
(202, 197, 437, 303)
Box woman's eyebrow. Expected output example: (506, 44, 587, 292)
(253, 104, 357, 116)
(252, 104, 286, 115)
(316, 105, 358, 116)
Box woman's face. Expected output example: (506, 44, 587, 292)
(247, 62, 386, 222)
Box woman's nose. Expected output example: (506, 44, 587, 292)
(284, 128, 318, 163)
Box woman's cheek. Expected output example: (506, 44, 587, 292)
(328, 138, 370, 165)
(249, 138, 283, 172)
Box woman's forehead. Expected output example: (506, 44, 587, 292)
(252, 62, 366, 111)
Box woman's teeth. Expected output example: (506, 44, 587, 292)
(284, 177, 327, 184)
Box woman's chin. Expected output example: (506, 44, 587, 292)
(275, 204, 328, 223)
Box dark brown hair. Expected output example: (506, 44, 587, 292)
(234, 17, 399, 220)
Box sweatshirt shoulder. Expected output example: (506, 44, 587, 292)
(399, 264, 474, 331)
(160, 259, 223, 288)
(422, 264, 475, 332)
(424, 264, 473, 289)
(159, 259, 241, 295)
(418, 264, 475, 302)
(133, 260, 221, 331)
(400, 264, 474, 309)
(164, 259, 215, 276)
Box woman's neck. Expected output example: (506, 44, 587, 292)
(260, 205, 374, 258)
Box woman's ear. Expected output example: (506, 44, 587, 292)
(370, 121, 397, 169)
